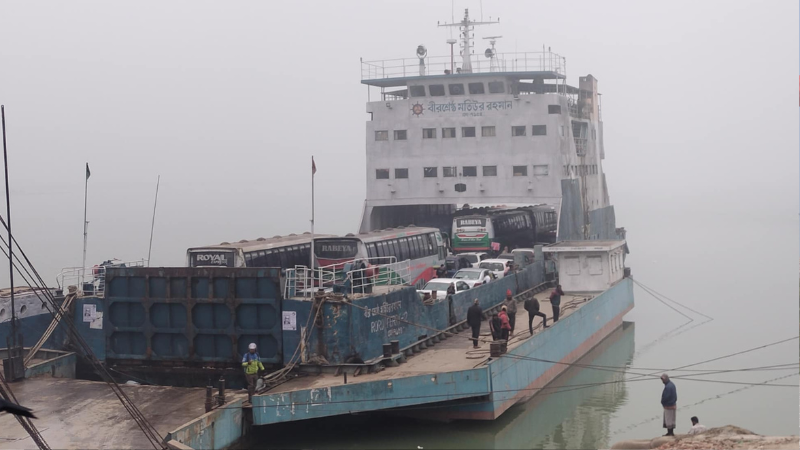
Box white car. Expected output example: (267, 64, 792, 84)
(457, 252, 490, 267)
(511, 248, 535, 264)
(418, 278, 471, 299)
(452, 268, 495, 288)
(478, 259, 508, 279)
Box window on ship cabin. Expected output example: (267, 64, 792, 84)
(482, 126, 496, 137)
(462, 127, 476, 138)
(394, 130, 407, 140)
(429, 84, 445, 96)
(468, 82, 485, 94)
(443, 166, 457, 177)
(532, 125, 547, 136)
(513, 166, 528, 176)
(462, 166, 477, 177)
(375, 130, 388, 141)
(548, 105, 562, 114)
(395, 168, 409, 179)
(448, 83, 465, 95)
(422, 128, 437, 139)
(483, 166, 497, 176)
(488, 81, 505, 94)
(512, 126, 526, 137)
(534, 165, 549, 176)
(376, 169, 390, 179)
(442, 127, 456, 138)
(423, 167, 438, 178)
(409, 85, 426, 97)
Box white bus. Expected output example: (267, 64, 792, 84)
(186, 232, 334, 269)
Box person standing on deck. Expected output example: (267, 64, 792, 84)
(524, 295, 548, 335)
(466, 299, 483, 349)
(447, 282, 456, 296)
(549, 284, 564, 322)
(502, 290, 517, 336)
(242, 343, 264, 405)
(660, 374, 678, 436)
(489, 313, 502, 341)
(498, 306, 511, 341)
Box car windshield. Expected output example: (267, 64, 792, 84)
(480, 262, 504, 271)
(462, 255, 478, 264)
(423, 281, 451, 291)
(454, 271, 481, 280)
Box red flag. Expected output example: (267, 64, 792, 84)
(312, 157, 316, 175)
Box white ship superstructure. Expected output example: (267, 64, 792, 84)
(359, 9, 613, 241)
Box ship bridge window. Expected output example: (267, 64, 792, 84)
(462, 166, 477, 177)
(512, 126, 526, 137)
(469, 82, 485, 94)
(394, 130, 407, 140)
(423, 128, 436, 139)
(376, 169, 390, 179)
(448, 83, 465, 95)
(482, 126, 495, 137)
(462, 127, 476, 138)
(482, 166, 497, 176)
(513, 166, 528, 176)
(375, 130, 388, 141)
(548, 105, 562, 114)
(409, 85, 426, 97)
(532, 125, 547, 136)
(442, 127, 456, 138)
(395, 168, 409, 179)
(429, 84, 445, 96)
(488, 81, 505, 94)
(534, 165, 549, 176)
(424, 167, 438, 178)
(443, 166, 457, 177)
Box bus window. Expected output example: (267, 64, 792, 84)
(427, 233, 436, 254)
(278, 248, 287, 267)
(410, 236, 421, 259)
(367, 243, 377, 258)
(416, 235, 426, 256)
(398, 238, 410, 261)
(244, 253, 253, 266)
(264, 250, 277, 267)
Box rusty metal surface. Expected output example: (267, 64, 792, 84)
(103, 267, 283, 366)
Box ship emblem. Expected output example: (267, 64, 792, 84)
(411, 102, 424, 117)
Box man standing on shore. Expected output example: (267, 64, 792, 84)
(660, 374, 678, 436)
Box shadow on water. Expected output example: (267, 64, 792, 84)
(243, 322, 636, 450)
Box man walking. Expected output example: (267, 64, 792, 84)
(242, 343, 265, 405)
(524, 295, 548, 335)
(660, 374, 677, 436)
(549, 284, 564, 322)
(503, 290, 517, 336)
(466, 299, 483, 349)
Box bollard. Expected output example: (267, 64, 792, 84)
(490, 342, 502, 357)
(343, 371, 348, 385)
(390, 340, 400, 354)
(217, 376, 226, 406)
(382, 343, 392, 358)
(205, 386, 213, 413)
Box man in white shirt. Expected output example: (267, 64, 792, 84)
(687, 416, 707, 435)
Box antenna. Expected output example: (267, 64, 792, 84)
(438, 8, 498, 73)
(147, 175, 160, 267)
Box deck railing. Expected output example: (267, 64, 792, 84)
(284, 256, 411, 299)
(56, 259, 148, 297)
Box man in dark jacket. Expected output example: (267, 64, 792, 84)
(549, 284, 564, 322)
(447, 282, 456, 296)
(489, 313, 502, 340)
(660, 374, 678, 436)
(466, 299, 483, 349)
(524, 296, 548, 335)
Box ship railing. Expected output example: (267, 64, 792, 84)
(361, 51, 566, 81)
(284, 256, 409, 299)
(56, 259, 148, 298)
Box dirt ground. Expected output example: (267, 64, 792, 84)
(611, 425, 799, 450)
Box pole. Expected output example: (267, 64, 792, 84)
(147, 175, 160, 266)
(310, 156, 315, 274)
(82, 163, 89, 287)
(1, 105, 16, 351)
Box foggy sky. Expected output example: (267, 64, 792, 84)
(0, 0, 797, 286)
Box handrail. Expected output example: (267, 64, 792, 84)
(56, 259, 148, 297)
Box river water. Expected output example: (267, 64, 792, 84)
(246, 207, 798, 449)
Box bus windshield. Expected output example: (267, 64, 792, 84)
(188, 249, 236, 267)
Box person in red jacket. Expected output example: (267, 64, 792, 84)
(498, 306, 512, 341)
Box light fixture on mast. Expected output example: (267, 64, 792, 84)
(446, 38, 457, 74)
(416, 45, 427, 76)
(483, 35, 502, 72)
(438, 8, 498, 74)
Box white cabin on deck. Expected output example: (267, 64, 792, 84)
(543, 240, 627, 293)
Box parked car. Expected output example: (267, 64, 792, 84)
(478, 259, 508, 279)
(497, 253, 515, 261)
(458, 252, 490, 267)
(417, 278, 470, 299)
(443, 255, 472, 277)
(453, 268, 496, 288)
(511, 248, 535, 264)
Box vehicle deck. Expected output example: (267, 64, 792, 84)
(0, 377, 234, 449)
(270, 288, 585, 394)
